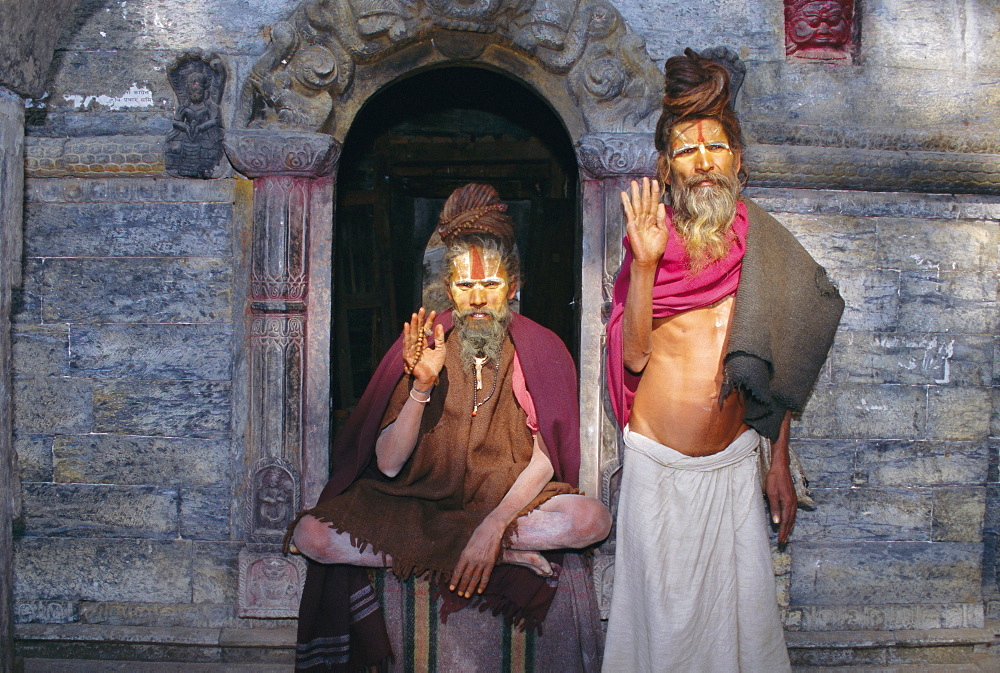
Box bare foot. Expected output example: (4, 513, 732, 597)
(501, 550, 552, 577)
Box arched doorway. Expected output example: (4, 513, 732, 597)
(331, 66, 579, 418)
(225, 0, 665, 618)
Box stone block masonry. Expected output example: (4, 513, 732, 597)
(749, 188, 1000, 632)
(12, 176, 250, 630)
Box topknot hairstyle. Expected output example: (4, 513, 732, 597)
(438, 183, 515, 248)
(654, 48, 746, 185)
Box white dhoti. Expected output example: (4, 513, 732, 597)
(602, 427, 791, 673)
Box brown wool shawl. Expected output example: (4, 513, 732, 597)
(307, 332, 574, 579)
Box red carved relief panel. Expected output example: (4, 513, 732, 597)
(784, 0, 858, 63)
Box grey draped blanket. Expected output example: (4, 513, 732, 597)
(723, 197, 845, 440)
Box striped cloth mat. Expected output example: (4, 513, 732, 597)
(377, 553, 602, 673)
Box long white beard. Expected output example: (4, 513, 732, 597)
(454, 306, 510, 366)
(671, 171, 740, 273)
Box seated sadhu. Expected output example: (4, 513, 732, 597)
(288, 183, 612, 671)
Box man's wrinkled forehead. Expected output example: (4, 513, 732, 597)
(450, 246, 505, 281)
(670, 118, 731, 149)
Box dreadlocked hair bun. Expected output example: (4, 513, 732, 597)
(654, 48, 736, 153)
(438, 183, 515, 247)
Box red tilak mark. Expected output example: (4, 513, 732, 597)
(470, 246, 485, 278)
(696, 120, 706, 144)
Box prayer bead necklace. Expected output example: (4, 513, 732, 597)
(472, 355, 500, 417)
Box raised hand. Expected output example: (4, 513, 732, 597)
(402, 308, 445, 387)
(621, 177, 668, 268)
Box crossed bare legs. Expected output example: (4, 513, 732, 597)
(292, 493, 611, 578)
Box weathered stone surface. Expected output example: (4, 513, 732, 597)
(69, 324, 232, 380)
(20, 483, 178, 539)
(13, 377, 93, 434)
(53, 435, 227, 486)
(192, 542, 241, 605)
(992, 387, 1000, 438)
(11, 257, 43, 324)
(931, 487, 986, 543)
(40, 257, 232, 324)
(797, 385, 926, 439)
(92, 380, 230, 439)
(24, 202, 232, 257)
(926, 386, 992, 441)
(55, 0, 290, 54)
(0, 0, 78, 97)
(833, 269, 900, 332)
(13, 600, 77, 625)
(776, 213, 876, 273)
(26, 177, 235, 204)
(787, 439, 859, 489)
(854, 440, 989, 487)
(180, 487, 230, 541)
(829, 332, 993, 386)
(791, 542, 981, 606)
(789, 602, 986, 632)
(897, 270, 998, 334)
(795, 488, 931, 542)
(12, 325, 69, 378)
(14, 434, 54, 483)
(877, 218, 999, 274)
(14, 538, 192, 603)
(77, 601, 237, 629)
(751, 188, 1000, 221)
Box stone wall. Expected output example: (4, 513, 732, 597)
(12, 176, 257, 633)
(9, 0, 1000, 663)
(750, 187, 999, 631)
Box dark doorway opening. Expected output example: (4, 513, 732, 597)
(332, 66, 579, 421)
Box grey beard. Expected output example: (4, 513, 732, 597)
(671, 171, 740, 272)
(454, 306, 510, 367)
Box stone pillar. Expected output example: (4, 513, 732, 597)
(0, 84, 23, 673)
(225, 129, 339, 618)
(575, 132, 657, 618)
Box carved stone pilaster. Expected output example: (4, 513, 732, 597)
(228, 129, 341, 618)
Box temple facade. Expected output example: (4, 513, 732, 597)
(1, 0, 998, 666)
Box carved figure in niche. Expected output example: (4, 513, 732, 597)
(288, 184, 612, 669)
(255, 465, 295, 532)
(165, 51, 226, 178)
(785, 0, 856, 62)
(601, 48, 844, 671)
(246, 557, 299, 609)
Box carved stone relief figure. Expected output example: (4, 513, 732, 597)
(238, 551, 307, 618)
(165, 51, 227, 178)
(784, 0, 856, 63)
(246, 459, 301, 542)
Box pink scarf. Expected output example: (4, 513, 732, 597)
(605, 202, 749, 428)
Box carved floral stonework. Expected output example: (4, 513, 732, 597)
(225, 129, 340, 178)
(237, 0, 661, 134)
(576, 132, 657, 179)
(238, 550, 307, 618)
(784, 0, 857, 63)
(165, 50, 227, 178)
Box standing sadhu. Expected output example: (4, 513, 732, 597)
(603, 49, 844, 672)
(290, 183, 611, 671)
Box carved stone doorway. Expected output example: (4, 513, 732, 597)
(332, 66, 580, 421)
(224, 0, 665, 619)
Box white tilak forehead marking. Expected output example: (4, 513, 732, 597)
(451, 276, 506, 286)
(450, 248, 504, 280)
